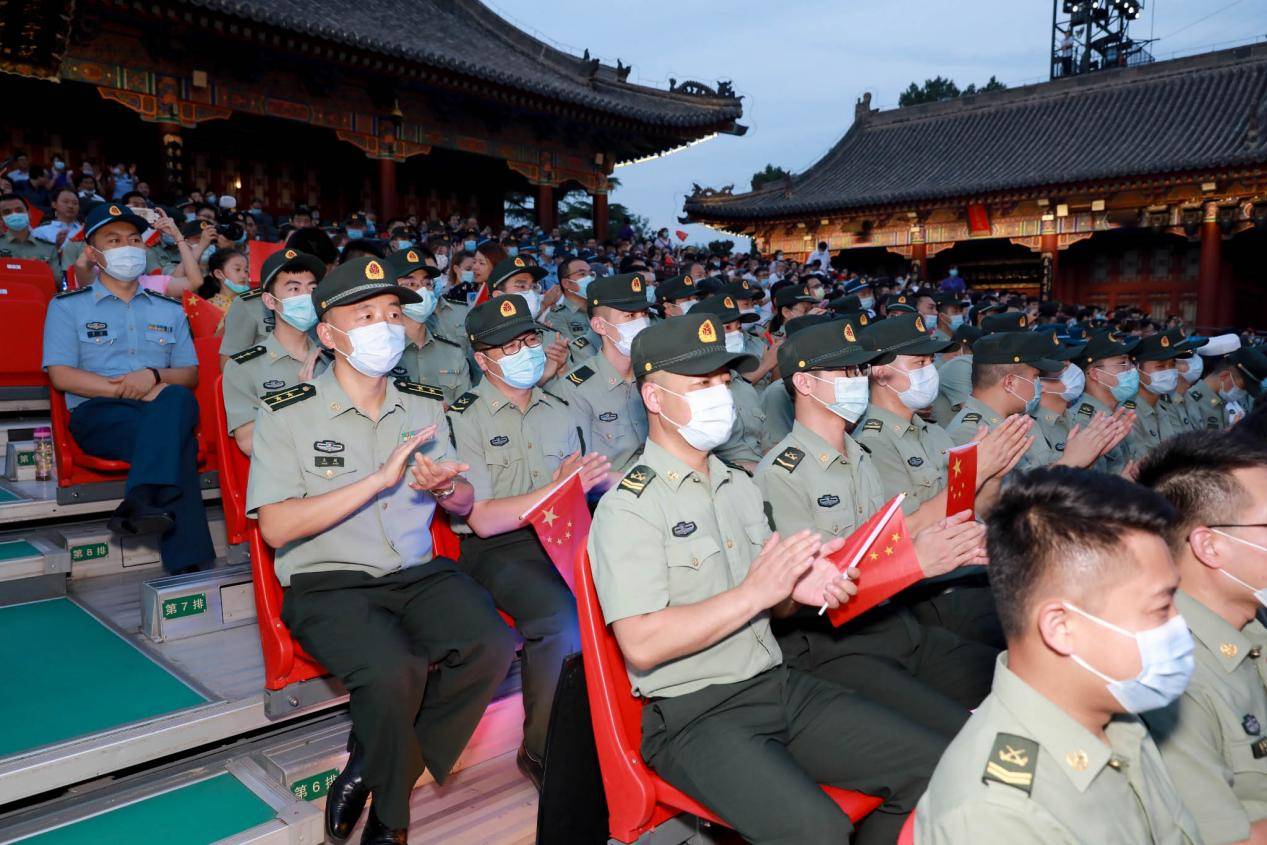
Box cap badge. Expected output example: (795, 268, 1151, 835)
(1018, 315, 1027, 326)
(699, 320, 718, 343)
(366, 260, 385, 280)
(631, 278, 642, 292)
(914, 316, 924, 332)
(844, 323, 857, 343)
(897, 295, 907, 303)
(860, 314, 869, 325)
(108, 205, 121, 216)
(724, 296, 734, 309)
(499, 299, 517, 318)
(514, 257, 525, 267)
(685, 278, 694, 286)
(1161, 336, 1171, 348)
(407, 250, 419, 263)
(1053, 333, 1060, 346)
(284, 249, 298, 259)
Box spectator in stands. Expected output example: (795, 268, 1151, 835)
(386, 248, 471, 405)
(31, 188, 81, 249)
(4, 151, 29, 185)
(42, 203, 214, 574)
(938, 265, 966, 294)
(806, 240, 832, 273)
(471, 239, 508, 292)
(76, 174, 104, 204)
(197, 247, 250, 317)
(16, 166, 53, 212)
(0, 193, 61, 278)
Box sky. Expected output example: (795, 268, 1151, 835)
(488, 0, 1267, 248)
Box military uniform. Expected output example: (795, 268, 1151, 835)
(759, 380, 795, 455)
(715, 372, 766, 466)
(1069, 393, 1131, 474)
(932, 353, 972, 426)
(916, 654, 1202, 845)
(1188, 382, 1228, 430)
(1067, 330, 1143, 474)
(856, 405, 953, 514)
(1145, 591, 1267, 844)
(221, 332, 330, 434)
(1156, 393, 1192, 438)
(219, 289, 273, 357)
(247, 351, 514, 832)
(1035, 405, 1073, 455)
(428, 296, 471, 356)
(1122, 396, 1163, 461)
(391, 332, 469, 406)
(948, 396, 1059, 470)
(542, 297, 600, 360)
(1, 230, 62, 279)
(559, 347, 647, 473)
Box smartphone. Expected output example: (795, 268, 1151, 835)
(133, 207, 159, 226)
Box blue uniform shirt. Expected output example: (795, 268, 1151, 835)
(42, 280, 196, 408)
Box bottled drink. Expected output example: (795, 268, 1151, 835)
(33, 426, 53, 481)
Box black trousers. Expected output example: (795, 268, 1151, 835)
(282, 562, 516, 829)
(641, 666, 946, 845)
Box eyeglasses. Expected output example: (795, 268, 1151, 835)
(497, 332, 543, 356)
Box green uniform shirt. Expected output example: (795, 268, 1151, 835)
(759, 380, 794, 456)
(543, 298, 600, 352)
(221, 332, 329, 433)
(855, 404, 953, 516)
(1035, 406, 1073, 456)
(755, 421, 885, 539)
(1, 231, 61, 280)
(915, 653, 1203, 845)
(1146, 591, 1267, 844)
(557, 350, 647, 473)
(1122, 397, 1162, 463)
(1068, 393, 1130, 475)
(741, 331, 773, 391)
(391, 331, 470, 406)
(588, 438, 781, 698)
(1186, 384, 1227, 430)
(429, 297, 471, 356)
(947, 396, 1058, 471)
(219, 290, 272, 357)
(1156, 393, 1191, 438)
(932, 354, 973, 427)
(715, 372, 767, 466)
(1176, 387, 1206, 433)
(245, 368, 452, 585)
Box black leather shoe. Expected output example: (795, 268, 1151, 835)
(360, 807, 407, 845)
(107, 497, 174, 536)
(325, 734, 370, 845)
(516, 742, 544, 792)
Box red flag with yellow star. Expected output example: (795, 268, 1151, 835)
(825, 496, 922, 627)
(946, 442, 977, 520)
(182, 291, 224, 339)
(522, 471, 590, 593)
(247, 240, 285, 283)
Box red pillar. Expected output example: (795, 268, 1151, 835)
(378, 158, 398, 221)
(909, 224, 926, 282)
(592, 192, 609, 242)
(1196, 202, 1221, 330)
(536, 184, 556, 232)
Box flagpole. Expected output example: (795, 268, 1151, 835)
(817, 493, 906, 616)
(518, 464, 586, 523)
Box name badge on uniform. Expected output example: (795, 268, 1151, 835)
(908, 456, 924, 467)
(599, 412, 618, 422)
(490, 435, 509, 447)
(146, 323, 173, 333)
(313, 440, 344, 453)
(263, 379, 285, 390)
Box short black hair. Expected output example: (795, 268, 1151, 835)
(338, 238, 385, 263)
(558, 255, 587, 280)
(285, 226, 337, 264)
(0, 192, 25, 207)
(971, 360, 1027, 390)
(1135, 431, 1267, 552)
(987, 467, 1176, 640)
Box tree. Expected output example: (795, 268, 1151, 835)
(898, 75, 1006, 107)
(751, 164, 792, 191)
(963, 76, 1007, 96)
(707, 239, 735, 256)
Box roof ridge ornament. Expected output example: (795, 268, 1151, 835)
(855, 92, 876, 122)
(669, 79, 738, 99)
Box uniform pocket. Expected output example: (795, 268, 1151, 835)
(666, 535, 724, 604)
(144, 329, 174, 347)
(302, 463, 359, 484)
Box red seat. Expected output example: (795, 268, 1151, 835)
(0, 296, 49, 389)
(213, 375, 250, 546)
(49, 384, 131, 487)
(574, 546, 883, 842)
(0, 258, 56, 301)
(898, 810, 916, 844)
(193, 336, 221, 476)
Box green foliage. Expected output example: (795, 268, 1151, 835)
(751, 163, 792, 191)
(706, 239, 735, 256)
(898, 75, 1006, 107)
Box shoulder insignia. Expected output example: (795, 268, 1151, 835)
(861, 418, 884, 434)
(1123, 399, 1137, 410)
(55, 286, 92, 299)
(262, 382, 315, 411)
(962, 412, 982, 425)
(721, 458, 753, 477)
(394, 379, 444, 401)
(1189, 390, 1202, 401)
(230, 345, 267, 364)
(982, 733, 1038, 796)
(773, 446, 805, 473)
(541, 388, 570, 406)
(1077, 403, 1094, 417)
(449, 392, 478, 414)
(572, 336, 591, 350)
(618, 465, 656, 497)
(432, 333, 461, 348)
(566, 365, 595, 386)
(239, 289, 263, 301)
(857, 441, 871, 454)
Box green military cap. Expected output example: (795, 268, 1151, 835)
(973, 331, 1065, 371)
(772, 284, 818, 309)
(981, 311, 1030, 334)
(697, 275, 727, 297)
(587, 272, 650, 315)
(932, 292, 965, 308)
(951, 323, 984, 347)
(1132, 331, 1187, 363)
(883, 293, 917, 314)
(826, 294, 862, 314)
(692, 294, 759, 325)
(778, 317, 879, 375)
(655, 273, 700, 304)
(180, 218, 215, 238)
(1076, 329, 1141, 366)
(261, 247, 326, 290)
(488, 255, 547, 290)
(631, 313, 757, 377)
(464, 293, 551, 347)
(313, 256, 420, 319)
(1232, 347, 1267, 398)
(387, 247, 441, 280)
(1167, 326, 1208, 355)
(858, 313, 953, 364)
(725, 278, 766, 302)
(1030, 325, 1086, 363)
(784, 313, 836, 335)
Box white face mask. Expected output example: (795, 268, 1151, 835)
(601, 316, 649, 358)
(100, 245, 148, 282)
(889, 363, 939, 410)
(1058, 363, 1085, 403)
(656, 383, 736, 452)
(1064, 602, 1195, 714)
(435, 253, 450, 271)
(1212, 530, 1267, 607)
(724, 330, 745, 354)
(1143, 368, 1180, 395)
(1178, 354, 1203, 384)
(518, 290, 543, 317)
(1218, 373, 1247, 404)
(676, 299, 697, 315)
(330, 321, 407, 377)
(807, 373, 870, 423)
(401, 288, 438, 324)
(858, 296, 874, 311)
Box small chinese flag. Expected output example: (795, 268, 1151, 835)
(675, 229, 688, 242)
(522, 471, 590, 593)
(825, 497, 923, 627)
(471, 281, 491, 307)
(182, 291, 224, 339)
(144, 228, 162, 248)
(247, 240, 286, 283)
(946, 442, 978, 520)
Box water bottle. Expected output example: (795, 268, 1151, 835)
(33, 426, 53, 481)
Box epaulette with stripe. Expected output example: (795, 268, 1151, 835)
(239, 289, 263, 301)
(1123, 400, 1137, 410)
(982, 733, 1038, 796)
(432, 334, 461, 348)
(961, 412, 983, 425)
(861, 418, 883, 433)
(449, 392, 478, 414)
(394, 379, 444, 401)
(772, 447, 804, 473)
(566, 365, 595, 386)
(618, 465, 655, 497)
(230, 345, 266, 364)
(571, 336, 591, 350)
(55, 286, 92, 299)
(262, 383, 315, 411)
(1077, 403, 1095, 417)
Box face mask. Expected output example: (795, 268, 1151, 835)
(1096, 366, 1139, 403)
(544, 246, 555, 258)
(645, 285, 657, 303)
(507, 246, 519, 257)
(53, 160, 65, 171)
(601, 316, 648, 357)
(890, 363, 939, 410)
(858, 296, 874, 311)
(490, 344, 546, 389)
(676, 299, 697, 315)
(724, 330, 745, 354)
(3, 212, 30, 231)
(809, 286, 825, 300)
(1008, 374, 1041, 415)
(1064, 603, 1194, 714)
(519, 290, 543, 317)
(807, 373, 870, 423)
(948, 314, 965, 331)
(949, 268, 959, 277)
(656, 383, 736, 452)
(222, 277, 252, 295)
(463, 239, 477, 252)
(394, 239, 414, 250)
(1212, 530, 1267, 607)
(459, 269, 475, 285)
(435, 253, 450, 271)
(572, 274, 595, 297)
(203, 244, 217, 261)
(922, 314, 939, 331)
(1179, 354, 1203, 384)
(346, 229, 365, 241)
(401, 288, 437, 323)
(1218, 374, 1247, 404)
(1059, 364, 1085, 403)
(1143, 368, 1179, 395)
(269, 292, 318, 332)
(184, 212, 196, 222)
(100, 245, 148, 282)
(331, 321, 407, 377)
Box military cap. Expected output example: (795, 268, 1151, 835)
(465, 293, 552, 347)
(312, 256, 420, 319)
(981, 311, 1030, 334)
(773, 284, 818, 309)
(84, 202, 148, 241)
(973, 331, 1065, 371)
(778, 317, 879, 375)
(1076, 329, 1141, 366)
(950, 323, 984, 347)
(1027, 326, 1085, 370)
(1166, 327, 1207, 354)
(843, 279, 873, 295)
(1131, 331, 1187, 363)
(655, 273, 701, 304)
(692, 294, 759, 325)
(631, 313, 757, 377)
(387, 248, 441, 280)
(587, 273, 650, 315)
(883, 293, 918, 314)
(826, 294, 862, 314)
(696, 275, 727, 296)
(180, 218, 215, 239)
(932, 292, 964, 308)
(1232, 347, 1267, 398)
(725, 278, 766, 302)
(858, 313, 953, 364)
(784, 313, 837, 336)
(261, 248, 326, 290)
(488, 255, 547, 290)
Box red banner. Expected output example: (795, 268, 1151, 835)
(247, 240, 286, 283)
(967, 203, 991, 235)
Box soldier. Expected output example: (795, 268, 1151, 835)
(247, 256, 516, 845)
(447, 294, 610, 788)
(1117, 331, 1182, 460)
(755, 317, 997, 737)
(1137, 433, 1267, 845)
(557, 273, 649, 473)
(770, 283, 819, 336)
(724, 278, 780, 388)
(1069, 330, 1141, 476)
(931, 293, 967, 342)
(915, 467, 1202, 845)
(1172, 342, 1209, 433)
(542, 254, 601, 353)
(0, 193, 62, 279)
(590, 312, 945, 845)
(485, 256, 575, 377)
(653, 272, 704, 318)
(693, 295, 766, 473)
(758, 313, 836, 453)
(424, 247, 472, 360)
(931, 323, 983, 426)
(1152, 329, 1206, 435)
(219, 274, 272, 362)
(386, 248, 470, 405)
(221, 249, 327, 454)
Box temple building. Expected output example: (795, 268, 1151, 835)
(684, 43, 1267, 329)
(1, 0, 744, 236)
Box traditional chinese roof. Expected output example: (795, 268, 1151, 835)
(173, 0, 743, 132)
(685, 42, 1267, 224)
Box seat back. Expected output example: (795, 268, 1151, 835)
(213, 376, 250, 545)
(0, 259, 56, 302)
(0, 296, 49, 387)
(898, 810, 916, 845)
(193, 336, 221, 474)
(48, 384, 131, 486)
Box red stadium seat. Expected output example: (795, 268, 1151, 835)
(193, 336, 221, 476)
(574, 547, 883, 842)
(213, 375, 250, 546)
(49, 384, 131, 487)
(65, 264, 81, 291)
(899, 810, 916, 844)
(0, 258, 56, 301)
(0, 295, 49, 389)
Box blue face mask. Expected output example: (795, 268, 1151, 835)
(460, 269, 475, 284)
(507, 246, 519, 257)
(222, 277, 252, 295)
(492, 343, 546, 389)
(394, 239, 414, 250)
(401, 288, 438, 324)
(543, 245, 555, 258)
(3, 212, 30, 232)
(203, 244, 217, 261)
(1101, 366, 1140, 403)
(346, 229, 365, 241)
(271, 292, 317, 332)
(463, 239, 477, 252)
(948, 314, 965, 331)
(572, 274, 595, 297)
(1009, 374, 1042, 415)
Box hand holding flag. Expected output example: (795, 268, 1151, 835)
(521, 467, 591, 593)
(946, 442, 977, 520)
(816, 495, 926, 627)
